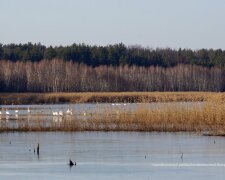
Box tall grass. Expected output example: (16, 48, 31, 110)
(0, 92, 223, 105)
(1, 96, 225, 135)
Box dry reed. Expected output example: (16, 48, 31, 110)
(1, 95, 225, 135)
(0, 92, 224, 105)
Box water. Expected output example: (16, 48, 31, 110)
(0, 132, 225, 180)
(0, 102, 202, 120)
(0, 102, 204, 130)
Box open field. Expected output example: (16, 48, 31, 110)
(0, 92, 225, 105)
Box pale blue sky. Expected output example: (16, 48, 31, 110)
(0, 0, 225, 49)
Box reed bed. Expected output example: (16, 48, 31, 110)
(1, 96, 225, 135)
(0, 92, 224, 105)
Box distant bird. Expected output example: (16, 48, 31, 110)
(69, 159, 76, 166)
(181, 153, 183, 161)
(0, 111, 2, 115)
(214, 140, 216, 144)
(28, 107, 31, 113)
(83, 112, 86, 116)
(145, 155, 146, 159)
(15, 109, 19, 118)
(37, 143, 39, 155)
(59, 111, 63, 116)
(66, 108, 73, 115)
(53, 111, 59, 116)
(6, 109, 9, 115)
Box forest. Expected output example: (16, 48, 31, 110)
(1, 43, 225, 67)
(0, 43, 225, 92)
(0, 59, 223, 92)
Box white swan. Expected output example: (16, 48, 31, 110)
(59, 111, 63, 116)
(28, 107, 31, 113)
(6, 109, 10, 115)
(66, 108, 73, 115)
(53, 111, 59, 116)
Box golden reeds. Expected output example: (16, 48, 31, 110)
(0, 92, 224, 105)
(1, 96, 225, 135)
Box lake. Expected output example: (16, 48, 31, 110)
(0, 132, 224, 180)
(0, 102, 203, 128)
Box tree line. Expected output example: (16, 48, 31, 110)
(0, 59, 223, 92)
(1, 43, 225, 67)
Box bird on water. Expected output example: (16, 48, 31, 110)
(69, 159, 76, 166)
(181, 152, 183, 161)
(37, 143, 39, 155)
(6, 109, 9, 115)
(66, 108, 73, 115)
(28, 107, 31, 114)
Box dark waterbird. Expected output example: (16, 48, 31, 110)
(36, 143, 40, 160)
(69, 159, 76, 167)
(37, 143, 39, 155)
(181, 153, 183, 161)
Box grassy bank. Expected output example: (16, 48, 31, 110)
(0, 92, 224, 105)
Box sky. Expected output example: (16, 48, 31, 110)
(0, 0, 225, 49)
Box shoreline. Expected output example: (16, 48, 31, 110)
(0, 92, 223, 105)
(1, 92, 225, 136)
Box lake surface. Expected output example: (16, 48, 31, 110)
(0, 132, 225, 180)
(0, 102, 202, 121)
(0, 102, 204, 131)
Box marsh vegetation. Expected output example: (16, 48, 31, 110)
(0, 94, 225, 135)
(0, 92, 223, 105)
